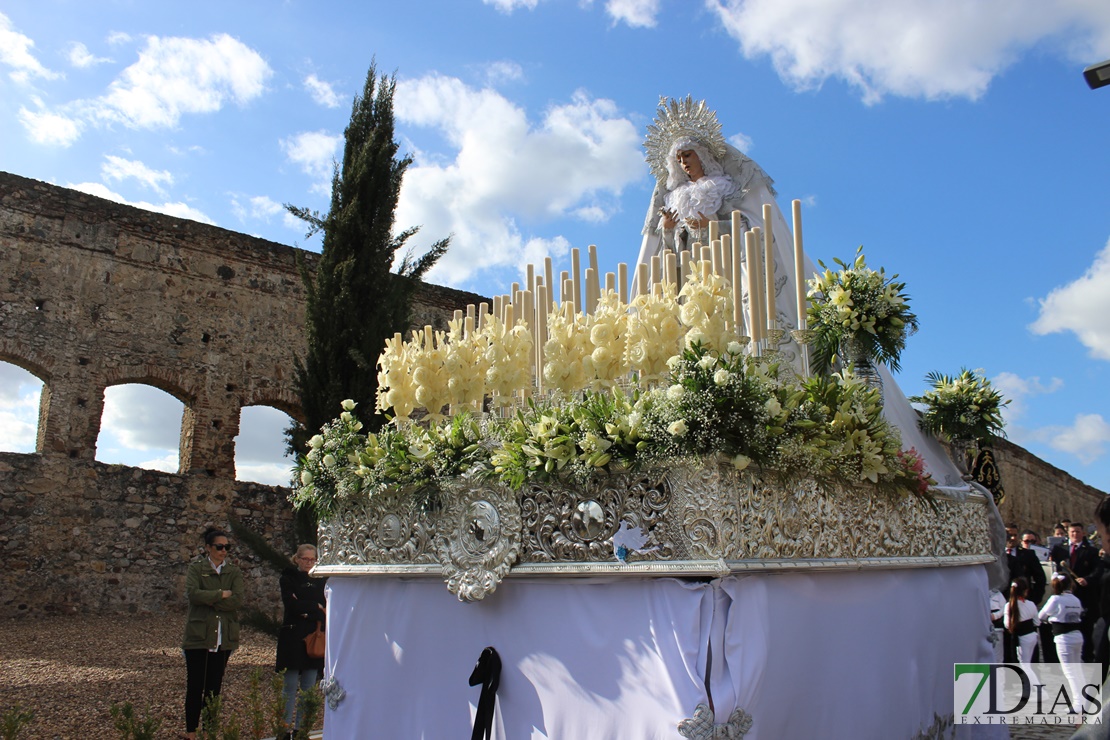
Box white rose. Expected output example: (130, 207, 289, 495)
(340, 411, 353, 423)
(341, 399, 357, 411)
(667, 385, 684, 400)
(322, 454, 337, 468)
(727, 341, 742, 355)
(714, 369, 730, 386)
(668, 419, 688, 437)
(300, 469, 314, 485)
(731, 454, 751, 471)
(309, 435, 324, 450)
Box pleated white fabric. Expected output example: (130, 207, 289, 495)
(323, 566, 997, 739)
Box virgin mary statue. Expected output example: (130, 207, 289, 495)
(632, 97, 994, 500)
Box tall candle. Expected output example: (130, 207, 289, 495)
(493, 295, 503, 324)
(526, 264, 535, 298)
(745, 231, 761, 343)
(636, 263, 649, 301)
(665, 252, 678, 289)
(722, 234, 732, 278)
(605, 271, 616, 294)
(763, 204, 776, 330)
(544, 257, 555, 314)
(618, 263, 628, 305)
(585, 268, 597, 315)
(679, 250, 692, 291)
(651, 255, 662, 289)
(792, 199, 807, 330)
(711, 239, 721, 276)
(453, 309, 463, 325)
(588, 244, 599, 290)
(571, 248, 582, 313)
(708, 219, 720, 244)
(560, 271, 569, 303)
(731, 239, 743, 336)
(536, 284, 548, 392)
(478, 302, 488, 330)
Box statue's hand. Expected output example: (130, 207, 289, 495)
(686, 212, 710, 229)
(659, 208, 677, 230)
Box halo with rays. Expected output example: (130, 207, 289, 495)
(643, 95, 728, 185)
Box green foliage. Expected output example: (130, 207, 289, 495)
(199, 693, 224, 740)
(1, 705, 34, 740)
(909, 369, 1009, 444)
(244, 669, 269, 740)
(268, 671, 288, 740)
(806, 246, 919, 375)
(286, 60, 449, 458)
(293, 686, 324, 740)
(109, 702, 161, 740)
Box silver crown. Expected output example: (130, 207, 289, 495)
(644, 96, 728, 185)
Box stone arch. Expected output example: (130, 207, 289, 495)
(235, 402, 298, 486)
(102, 365, 198, 406)
(242, 388, 304, 425)
(95, 381, 187, 473)
(0, 340, 56, 383)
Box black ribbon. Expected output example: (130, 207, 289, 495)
(469, 646, 501, 740)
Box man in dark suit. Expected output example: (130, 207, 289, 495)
(1051, 521, 1101, 661)
(1006, 523, 1046, 603)
(1006, 523, 1047, 662)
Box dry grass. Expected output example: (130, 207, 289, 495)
(0, 615, 291, 739)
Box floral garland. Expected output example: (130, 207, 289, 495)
(909, 369, 1009, 444)
(294, 344, 933, 516)
(806, 247, 918, 374)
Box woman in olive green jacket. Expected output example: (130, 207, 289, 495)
(182, 527, 245, 739)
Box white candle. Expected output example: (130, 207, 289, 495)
(536, 284, 548, 393)
(665, 252, 678, 289)
(560, 271, 569, 303)
(605, 271, 616, 294)
(708, 219, 720, 244)
(722, 234, 732, 278)
(478, 302, 488, 331)
(636, 263, 649, 301)
(571, 248, 582, 313)
(544, 257, 555, 314)
(679, 250, 692, 291)
(618, 263, 628, 305)
(792, 199, 807, 330)
(588, 244, 599, 290)
(745, 231, 762, 343)
(731, 239, 743, 336)
(763, 204, 776, 330)
(585, 268, 597, 315)
(651, 255, 662, 289)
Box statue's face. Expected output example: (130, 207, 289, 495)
(676, 149, 704, 181)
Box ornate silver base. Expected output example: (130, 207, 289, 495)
(315, 461, 994, 600)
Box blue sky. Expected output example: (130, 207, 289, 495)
(1, 0, 1108, 495)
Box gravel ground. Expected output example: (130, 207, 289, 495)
(0, 615, 304, 739)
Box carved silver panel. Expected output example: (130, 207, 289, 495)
(518, 468, 675, 563)
(317, 488, 436, 567)
(435, 479, 522, 602)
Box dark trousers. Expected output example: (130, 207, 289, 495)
(184, 648, 231, 733)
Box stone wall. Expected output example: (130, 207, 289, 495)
(0, 171, 484, 617)
(994, 438, 1106, 539)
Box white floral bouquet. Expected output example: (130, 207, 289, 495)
(806, 246, 918, 374)
(625, 282, 685, 383)
(909, 369, 1008, 443)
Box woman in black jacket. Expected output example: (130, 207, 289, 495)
(276, 544, 326, 738)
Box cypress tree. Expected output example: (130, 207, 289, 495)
(285, 62, 449, 538)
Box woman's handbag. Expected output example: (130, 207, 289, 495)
(304, 606, 326, 659)
(304, 621, 325, 659)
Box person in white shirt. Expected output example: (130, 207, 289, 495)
(1005, 577, 1040, 665)
(1040, 573, 1087, 716)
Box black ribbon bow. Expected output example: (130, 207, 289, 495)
(469, 646, 501, 740)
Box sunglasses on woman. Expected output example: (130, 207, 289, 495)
(210, 543, 232, 551)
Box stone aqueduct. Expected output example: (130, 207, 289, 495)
(0, 170, 1104, 617)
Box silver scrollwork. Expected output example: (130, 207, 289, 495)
(678, 703, 753, 739)
(435, 480, 522, 602)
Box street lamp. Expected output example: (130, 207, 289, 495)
(1084, 59, 1110, 90)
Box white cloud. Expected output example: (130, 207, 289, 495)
(394, 76, 643, 285)
(102, 155, 174, 194)
(0, 12, 60, 84)
(0, 363, 42, 454)
(68, 181, 215, 225)
(136, 452, 179, 473)
(706, 0, 1110, 103)
(235, 461, 294, 487)
(67, 41, 111, 68)
(106, 31, 132, 46)
(232, 194, 285, 223)
(483, 0, 541, 11)
(234, 406, 295, 485)
(991, 371, 1064, 424)
(16, 33, 271, 147)
(483, 60, 524, 85)
(1030, 237, 1110, 361)
(92, 33, 271, 129)
(304, 73, 341, 108)
(99, 384, 184, 453)
(1045, 414, 1110, 465)
(281, 130, 341, 196)
(606, 0, 661, 28)
(728, 132, 753, 153)
(17, 106, 82, 147)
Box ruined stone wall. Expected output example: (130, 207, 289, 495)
(0, 171, 483, 617)
(994, 438, 1106, 539)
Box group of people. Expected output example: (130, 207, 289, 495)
(994, 504, 1110, 685)
(182, 528, 327, 739)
